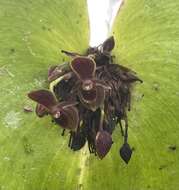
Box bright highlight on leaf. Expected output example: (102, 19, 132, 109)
(87, 0, 124, 46)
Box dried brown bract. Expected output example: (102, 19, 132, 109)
(28, 36, 142, 163)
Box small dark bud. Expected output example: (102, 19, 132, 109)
(95, 131, 113, 159)
(102, 36, 115, 52)
(120, 143, 132, 164)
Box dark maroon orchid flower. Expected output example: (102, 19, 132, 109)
(28, 90, 79, 131)
(70, 56, 110, 111)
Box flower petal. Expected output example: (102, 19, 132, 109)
(95, 130, 113, 159)
(70, 56, 96, 80)
(28, 90, 57, 110)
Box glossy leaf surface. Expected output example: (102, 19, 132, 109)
(85, 1, 179, 190)
(0, 0, 89, 189)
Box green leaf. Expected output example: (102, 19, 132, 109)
(0, 0, 89, 190)
(1, 1, 179, 190)
(84, 1, 179, 190)
(73, 0, 179, 190)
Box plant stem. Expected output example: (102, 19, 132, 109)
(49, 72, 73, 94)
(99, 108, 105, 131)
(124, 118, 128, 144)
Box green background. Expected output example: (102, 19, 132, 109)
(0, 0, 179, 190)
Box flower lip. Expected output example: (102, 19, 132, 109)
(82, 80, 94, 91)
(78, 84, 105, 111)
(80, 87, 97, 103)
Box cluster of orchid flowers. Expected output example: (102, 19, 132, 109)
(28, 36, 142, 163)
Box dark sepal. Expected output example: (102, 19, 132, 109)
(35, 103, 48, 117)
(95, 130, 113, 159)
(28, 90, 57, 111)
(102, 36, 115, 52)
(70, 56, 96, 80)
(115, 64, 143, 83)
(119, 143, 133, 164)
(120, 71, 143, 83)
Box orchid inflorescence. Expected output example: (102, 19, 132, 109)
(28, 36, 142, 163)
